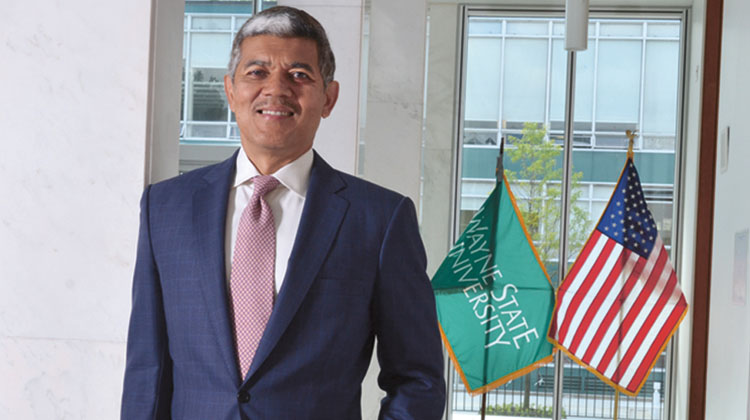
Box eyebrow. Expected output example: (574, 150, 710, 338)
(243, 60, 269, 69)
(290, 62, 315, 72)
(241, 60, 315, 73)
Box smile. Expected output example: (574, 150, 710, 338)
(259, 110, 294, 117)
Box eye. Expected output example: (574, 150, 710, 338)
(290, 71, 311, 81)
(246, 68, 267, 78)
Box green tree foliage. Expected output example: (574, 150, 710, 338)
(503, 122, 590, 281)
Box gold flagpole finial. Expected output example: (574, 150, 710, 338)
(625, 130, 637, 159)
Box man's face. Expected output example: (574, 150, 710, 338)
(224, 35, 339, 167)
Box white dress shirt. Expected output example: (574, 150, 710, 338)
(225, 148, 313, 293)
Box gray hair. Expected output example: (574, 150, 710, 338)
(228, 6, 336, 86)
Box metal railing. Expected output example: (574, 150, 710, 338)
(451, 363, 664, 419)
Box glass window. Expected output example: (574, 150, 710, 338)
(179, 1, 284, 171)
(550, 39, 595, 126)
(647, 22, 680, 38)
(180, 2, 255, 148)
(192, 17, 232, 30)
(469, 18, 504, 35)
(189, 33, 232, 70)
(507, 20, 548, 35)
(188, 33, 231, 124)
(643, 40, 680, 134)
(595, 39, 641, 126)
(502, 38, 548, 124)
(600, 21, 643, 37)
(259, 0, 277, 11)
(465, 37, 502, 123)
(189, 70, 228, 122)
(452, 11, 684, 420)
(642, 135, 676, 150)
(552, 22, 565, 36)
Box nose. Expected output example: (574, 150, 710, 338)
(262, 70, 293, 97)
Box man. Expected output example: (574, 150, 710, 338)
(121, 6, 445, 419)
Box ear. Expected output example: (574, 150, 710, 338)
(321, 81, 339, 118)
(224, 74, 236, 111)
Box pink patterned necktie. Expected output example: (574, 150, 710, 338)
(230, 175, 280, 379)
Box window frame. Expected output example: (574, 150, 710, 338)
(448, 6, 690, 420)
(178, 0, 279, 173)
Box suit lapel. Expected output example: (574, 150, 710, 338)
(244, 153, 349, 382)
(193, 151, 242, 385)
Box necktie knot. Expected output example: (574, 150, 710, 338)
(252, 175, 280, 198)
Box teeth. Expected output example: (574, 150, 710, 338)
(261, 110, 293, 116)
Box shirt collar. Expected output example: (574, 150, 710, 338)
(233, 147, 313, 198)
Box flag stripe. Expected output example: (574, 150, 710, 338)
(608, 261, 676, 382)
(626, 296, 688, 392)
(549, 230, 604, 339)
(605, 248, 672, 379)
(617, 269, 680, 386)
(554, 232, 609, 337)
(557, 230, 603, 297)
(604, 244, 673, 380)
(597, 248, 669, 375)
(578, 252, 644, 363)
(558, 237, 618, 344)
(568, 251, 639, 356)
(562, 241, 622, 349)
(585, 245, 665, 368)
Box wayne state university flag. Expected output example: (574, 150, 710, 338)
(432, 174, 555, 395)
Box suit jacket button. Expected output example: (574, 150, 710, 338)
(237, 391, 250, 403)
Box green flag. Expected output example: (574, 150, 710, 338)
(432, 174, 556, 394)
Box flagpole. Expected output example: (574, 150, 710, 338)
(612, 132, 633, 420)
(496, 136, 505, 182)
(480, 392, 487, 420)
(552, 45, 576, 420)
(554, 1, 588, 419)
(478, 136, 504, 420)
(614, 390, 620, 420)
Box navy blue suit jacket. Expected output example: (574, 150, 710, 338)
(121, 151, 445, 419)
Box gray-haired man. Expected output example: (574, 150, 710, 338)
(121, 6, 445, 420)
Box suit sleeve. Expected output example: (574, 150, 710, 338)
(121, 185, 173, 419)
(374, 197, 446, 420)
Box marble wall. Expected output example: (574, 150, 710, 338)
(0, 0, 153, 417)
(360, 0, 428, 206)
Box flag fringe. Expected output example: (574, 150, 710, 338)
(440, 323, 556, 396)
(547, 301, 688, 397)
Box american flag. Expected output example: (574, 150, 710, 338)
(548, 158, 688, 396)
